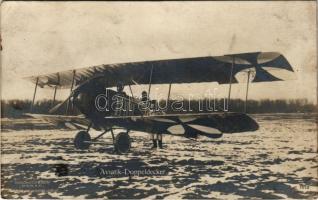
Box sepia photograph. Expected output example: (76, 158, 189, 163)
(1, 1, 317, 199)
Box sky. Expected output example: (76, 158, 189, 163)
(1, 1, 317, 103)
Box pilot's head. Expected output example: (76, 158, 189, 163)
(142, 91, 147, 97)
(117, 82, 124, 92)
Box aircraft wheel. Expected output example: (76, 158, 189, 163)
(114, 132, 131, 154)
(74, 131, 91, 150)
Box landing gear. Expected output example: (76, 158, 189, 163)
(73, 127, 131, 154)
(74, 131, 91, 150)
(114, 132, 131, 154)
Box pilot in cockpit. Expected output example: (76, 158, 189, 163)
(116, 82, 126, 96)
(141, 91, 148, 103)
(114, 82, 128, 116)
(140, 90, 150, 114)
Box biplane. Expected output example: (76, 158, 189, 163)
(25, 52, 294, 154)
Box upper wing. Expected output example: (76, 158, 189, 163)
(25, 52, 293, 89)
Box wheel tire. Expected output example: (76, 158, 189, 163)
(114, 132, 131, 154)
(74, 131, 91, 150)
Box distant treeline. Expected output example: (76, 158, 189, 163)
(162, 98, 317, 114)
(1, 99, 70, 118)
(1, 98, 316, 118)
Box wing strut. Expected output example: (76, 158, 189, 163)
(147, 64, 154, 99)
(227, 56, 235, 111)
(30, 77, 39, 112)
(66, 70, 76, 115)
(128, 84, 134, 97)
(52, 86, 57, 107)
(166, 83, 172, 112)
(51, 73, 60, 108)
(244, 70, 251, 113)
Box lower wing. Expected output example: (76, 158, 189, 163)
(24, 113, 91, 130)
(105, 112, 259, 139)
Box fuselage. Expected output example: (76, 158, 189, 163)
(71, 78, 259, 139)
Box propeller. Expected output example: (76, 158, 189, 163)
(49, 75, 108, 114)
(48, 75, 100, 114)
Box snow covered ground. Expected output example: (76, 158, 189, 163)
(1, 113, 317, 199)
